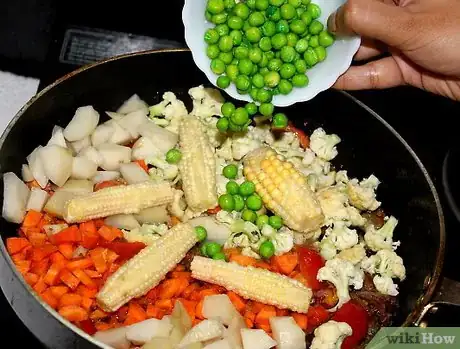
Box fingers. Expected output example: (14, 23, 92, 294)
(333, 56, 404, 90)
(354, 39, 386, 61)
(327, 0, 415, 49)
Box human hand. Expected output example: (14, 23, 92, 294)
(327, 0, 460, 100)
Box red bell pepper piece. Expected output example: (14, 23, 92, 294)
(332, 300, 369, 349)
(79, 319, 97, 335)
(306, 305, 330, 332)
(49, 225, 81, 245)
(297, 247, 325, 290)
(100, 241, 147, 260)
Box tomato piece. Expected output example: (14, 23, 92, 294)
(286, 123, 310, 149)
(332, 300, 369, 349)
(79, 319, 97, 335)
(100, 241, 147, 260)
(297, 247, 325, 290)
(306, 305, 330, 332)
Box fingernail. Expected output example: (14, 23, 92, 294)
(327, 11, 338, 34)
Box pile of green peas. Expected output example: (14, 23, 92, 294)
(196, 225, 227, 260)
(204, 0, 336, 103)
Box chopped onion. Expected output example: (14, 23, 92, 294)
(60, 179, 93, 194)
(26, 188, 49, 212)
(27, 146, 48, 188)
(269, 317, 306, 349)
(138, 120, 178, 154)
(97, 143, 131, 171)
(189, 216, 231, 244)
(241, 329, 277, 349)
(2, 172, 30, 223)
(125, 317, 173, 345)
(105, 111, 124, 121)
(64, 105, 100, 142)
(91, 123, 114, 147)
(203, 339, 232, 349)
(71, 157, 97, 180)
(116, 94, 149, 115)
(135, 206, 169, 224)
(105, 120, 133, 145)
(178, 319, 225, 349)
(70, 136, 91, 154)
(79, 146, 104, 166)
(39, 145, 73, 187)
(117, 110, 147, 139)
(43, 224, 68, 236)
(92, 170, 120, 184)
(47, 126, 68, 148)
(119, 163, 150, 184)
(131, 136, 161, 161)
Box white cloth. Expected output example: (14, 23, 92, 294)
(0, 71, 39, 133)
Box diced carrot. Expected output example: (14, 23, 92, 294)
(171, 271, 192, 280)
(117, 306, 129, 322)
(94, 322, 113, 331)
(195, 299, 204, 319)
(93, 219, 105, 229)
(24, 272, 39, 286)
(30, 248, 47, 262)
(170, 216, 181, 227)
(182, 283, 200, 299)
(49, 286, 69, 299)
(251, 301, 266, 314)
(81, 297, 93, 311)
(89, 248, 108, 274)
(173, 264, 186, 272)
(30, 258, 50, 276)
(50, 251, 66, 264)
(255, 305, 276, 326)
(124, 303, 147, 325)
(97, 225, 121, 242)
(198, 288, 221, 299)
(37, 214, 55, 233)
(44, 261, 66, 285)
(41, 289, 58, 309)
(60, 293, 83, 307)
(257, 323, 271, 332)
(146, 304, 165, 319)
(15, 260, 31, 274)
(6, 237, 30, 254)
(79, 221, 97, 235)
(244, 312, 255, 328)
(223, 248, 240, 259)
(177, 299, 197, 321)
(22, 210, 43, 228)
(79, 319, 97, 335)
(292, 312, 308, 330)
(81, 229, 99, 249)
(90, 309, 108, 320)
(66, 258, 94, 271)
(229, 254, 257, 267)
(276, 308, 290, 317)
(94, 180, 123, 192)
(28, 232, 47, 247)
(50, 225, 81, 245)
(105, 249, 119, 264)
(271, 252, 298, 275)
(146, 288, 158, 301)
(72, 269, 97, 289)
(207, 206, 222, 214)
(133, 159, 149, 173)
(84, 270, 102, 278)
(155, 299, 173, 312)
(76, 284, 98, 298)
(286, 123, 310, 149)
(59, 269, 80, 290)
(59, 305, 88, 322)
(101, 262, 119, 283)
(227, 291, 246, 313)
(58, 243, 75, 259)
(33, 277, 47, 293)
(11, 250, 27, 263)
(255, 261, 272, 271)
(159, 278, 189, 299)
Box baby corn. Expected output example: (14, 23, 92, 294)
(97, 223, 198, 312)
(243, 147, 324, 233)
(191, 256, 312, 313)
(63, 181, 173, 223)
(178, 117, 217, 213)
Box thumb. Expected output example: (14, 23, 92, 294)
(327, 0, 414, 49)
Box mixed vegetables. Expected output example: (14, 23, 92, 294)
(3, 85, 406, 349)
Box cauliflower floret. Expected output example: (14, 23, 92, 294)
(147, 156, 179, 181)
(317, 171, 337, 189)
(347, 175, 381, 211)
(261, 224, 277, 238)
(346, 206, 366, 227)
(168, 189, 187, 219)
(189, 86, 224, 120)
(231, 135, 261, 160)
(123, 223, 169, 245)
(324, 221, 359, 250)
(337, 244, 366, 265)
(361, 249, 406, 280)
(310, 320, 353, 349)
(225, 231, 251, 249)
(373, 275, 399, 296)
(316, 186, 350, 224)
(335, 170, 349, 183)
(364, 216, 399, 251)
(215, 137, 233, 160)
(302, 148, 316, 166)
(247, 124, 275, 145)
(216, 210, 241, 226)
(310, 128, 341, 161)
(272, 228, 295, 255)
(317, 258, 364, 310)
(271, 132, 299, 152)
(149, 92, 188, 134)
(319, 238, 337, 260)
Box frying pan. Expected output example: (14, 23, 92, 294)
(0, 49, 457, 348)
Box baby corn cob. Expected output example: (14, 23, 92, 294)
(97, 223, 198, 312)
(178, 117, 217, 213)
(63, 181, 173, 223)
(243, 146, 324, 233)
(191, 256, 312, 313)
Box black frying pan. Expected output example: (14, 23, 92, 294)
(0, 49, 453, 348)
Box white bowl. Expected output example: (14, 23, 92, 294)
(183, 0, 361, 107)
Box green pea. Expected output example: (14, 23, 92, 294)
(278, 79, 293, 95)
(255, 0, 269, 10)
(226, 64, 239, 81)
(226, 180, 239, 195)
(229, 30, 243, 45)
(165, 148, 182, 164)
(236, 75, 251, 91)
(257, 89, 273, 103)
(205, 29, 220, 44)
(224, 0, 236, 9)
(216, 117, 229, 132)
(259, 102, 274, 116)
(216, 24, 230, 36)
(280, 63, 296, 79)
(228, 16, 244, 30)
(195, 226, 207, 242)
(309, 20, 324, 35)
(276, 20, 290, 34)
(217, 75, 231, 88)
(304, 47, 318, 67)
(246, 194, 263, 211)
(295, 38, 308, 53)
(259, 37, 272, 52)
(256, 214, 269, 229)
(267, 7, 281, 21)
(280, 46, 296, 63)
(233, 194, 245, 211)
(212, 251, 227, 260)
(249, 48, 263, 63)
(269, 215, 283, 229)
(259, 67, 270, 76)
(309, 35, 319, 48)
(269, 0, 284, 6)
(249, 11, 265, 27)
(228, 119, 242, 132)
(306, 3, 321, 19)
(271, 33, 287, 50)
(272, 112, 288, 128)
(243, 21, 252, 31)
(205, 10, 213, 22)
(207, 0, 225, 14)
(221, 102, 236, 117)
(286, 33, 299, 47)
(259, 53, 269, 68)
(292, 74, 309, 87)
(262, 21, 277, 37)
(234, 46, 249, 60)
(245, 27, 262, 43)
(238, 59, 254, 75)
(250, 88, 260, 100)
(242, 209, 257, 223)
(259, 240, 275, 259)
(211, 58, 226, 74)
(212, 13, 228, 24)
(219, 52, 233, 64)
(272, 87, 280, 95)
(219, 193, 235, 211)
(239, 181, 255, 197)
(250, 64, 258, 76)
(264, 71, 280, 88)
(234, 2, 250, 19)
(280, 3, 296, 20)
(314, 46, 327, 62)
(301, 0, 311, 4)
(294, 59, 308, 73)
(200, 243, 209, 256)
(252, 73, 265, 88)
(237, 88, 248, 95)
(290, 20, 306, 35)
(288, 0, 302, 7)
(300, 11, 312, 26)
(268, 58, 283, 71)
(206, 242, 222, 258)
(246, 0, 256, 8)
(231, 107, 250, 125)
(244, 102, 257, 115)
(319, 31, 335, 47)
(207, 45, 220, 59)
(296, 7, 305, 17)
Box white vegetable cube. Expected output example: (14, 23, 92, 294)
(91, 123, 114, 146)
(39, 145, 73, 187)
(104, 214, 140, 230)
(202, 294, 239, 326)
(2, 172, 30, 223)
(97, 143, 132, 171)
(105, 120, 133, 145)
(42, 224, 68, 236)
(131, 136, 161, 161)
(178, 319, 225, 348)
(64, 105, 100, 142)
(92, 170, 120, 184)
(47, 126, 68, 148)
(138, 120, 179, 154)
(116, 94, 149, 115)
(125, 317, 173, 345)
(71, 157, 97, 180)
(93, 327, 130, 349)
(269, 317, 306, 349)
(60, 179, 93, 194)
(134, 205, 169, 224)
(70, 136, 91, 154)
(241, 329, 277, 349)
(79, 146, 103, 166)
(26, 188, 49, 212)
(119, 162, 150, 184)
(105, 111, 123, 121)
(27, 146, 48, 188)
(203, 339, 232, 349)
(117, 110, 148, 139)
(21, 164, 34, 182)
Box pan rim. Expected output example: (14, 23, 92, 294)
(0, 48, 445, 347)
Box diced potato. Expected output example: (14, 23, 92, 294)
(189, 216, 231, 244)
(203, 295, 239, 326)
(71, 157, 97, 180)
(2, 172, 30, 223)
(116, 94, 149, 115)
(119, 163, 150, 184)
(42, 224, 68, 236)
(93, 327, 130, 349)
(47, 126, 68, 148)
(225, 312, 246, 349)
(92, 171, 121, 184)
(241, 329, 277, 349)
(26, 188, 49, 212)
(70, 136, 91, 154)
(27, 146, 48, 188)
(60, 179, 93, 194)
(64, 105, 100, 142)
(105, 214, 140, 230)
(97, 143, 132, 171)
(91, 124, 114, 147)
(39, 145, 73, 187)
(269, 317, 306, 349)
(178, 319, 225, 349)
(131, 136, 161, 160)
(105, 120, 133, 145)
(79, 146, 104, 166)
(138, 120, 179, 154)
(105, 111, 124, 121)
(21, 164, 34, 182)
(142, 337, 174, 349)
(43, 190, 80, 218)
(203, 339, 231, 349)
(125, 317, 173, 345)
(135, 205, 169, 224)
(117, 110, 147, 139)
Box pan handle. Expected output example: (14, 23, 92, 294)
(413, 277, 460, 327)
